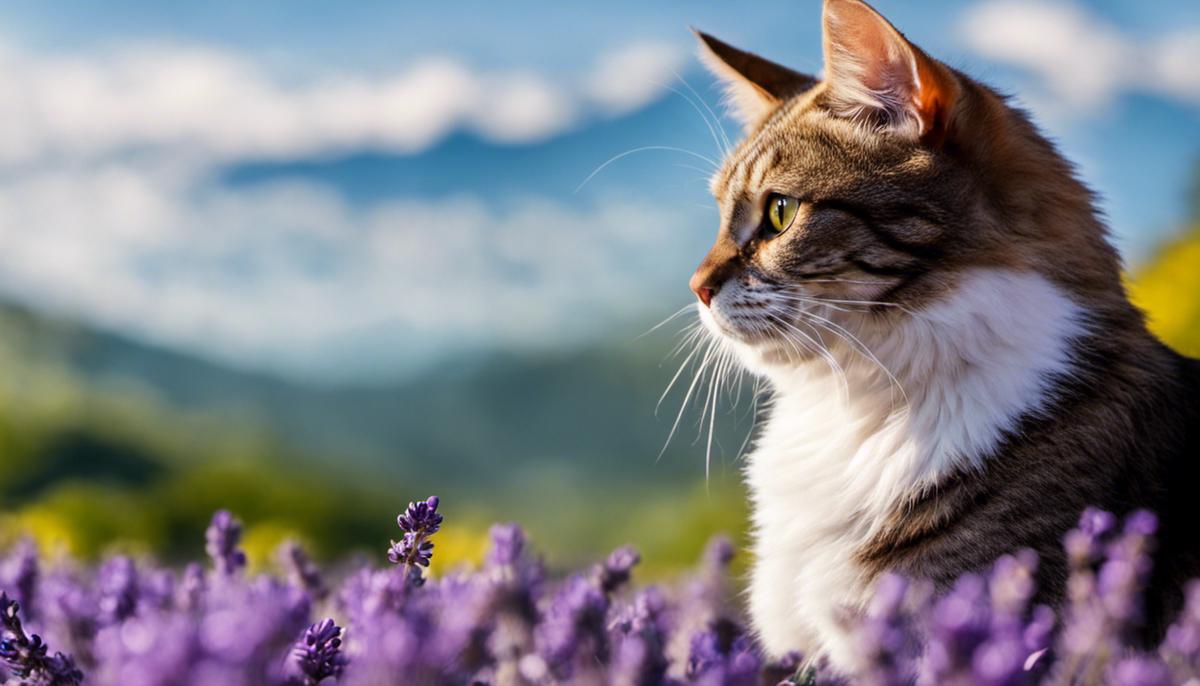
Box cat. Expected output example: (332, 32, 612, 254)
(689, 0, 1200, 672)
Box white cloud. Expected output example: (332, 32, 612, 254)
(1147, 28, 1200, 105)
(0, 38, 685, 166)
(961, 1, 1200, 112)
(586, 42, 688, 115)
(0, 164, 704, 379)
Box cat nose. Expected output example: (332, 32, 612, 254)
(689, 271, 716, 307)
(691, 235, 739, 308)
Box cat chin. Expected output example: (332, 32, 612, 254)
(698, 303, 831, 375)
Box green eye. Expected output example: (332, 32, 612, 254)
(765, 194, 799, 236)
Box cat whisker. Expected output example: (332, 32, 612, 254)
(803, 295, 917, 315)
(671, 70, 733, 154)
(799, 277, 895, 287)
(768, 291, 909, 405)
(666, 321, 705, 359)
(735, 376, 764, 463)
(771, 294, 858, 314)
(792, 306, 909, 408)
(657, 333, 706, 418)
(767, 314, 850, 401)
(701, 348, 730, 481)
(659, 80, 730, 157)
(772, 292, 917, 317)
(673, 162, 718, 179)
(638, 303, 697, 341)
(659, 334, 719, 461)
(574, 146, 719, 194)
(695, 343, 725, 441)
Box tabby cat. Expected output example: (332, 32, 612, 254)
(689, 0, 1200, 671)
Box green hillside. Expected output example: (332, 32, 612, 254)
(0, 301, 750, 577)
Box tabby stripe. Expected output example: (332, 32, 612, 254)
(814, 199, 944, 260)
(847, 256, 917, 278)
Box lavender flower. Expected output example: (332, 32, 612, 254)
(854, 573, 918, 686)
(206, 509, 248, 577)
(1163, 580, 1200, 680)
(1, 539, 39, 622)
(388, 495, 442, 587)
(176, 562, 206, 611)
(593, 545, 641, 595)
(1107, 656, 1172, 686)
(4, 502, 1200, 685)
(485, 522, 526, 570)
(1060, 509, 1158, 678)
(611, 587, 670, 686)
(685, 617, 761, 686)
(97, 555, 139, 625)
(536, 574, 610, 678)
(0, 592, 83, 685)
(278, 540, 327, 600)
(287, 618, 346, 685)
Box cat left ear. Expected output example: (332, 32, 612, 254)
(695, 30, 818, 129)
(821, 0, 959, 143)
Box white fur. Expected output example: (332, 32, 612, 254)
(702, 268, 1087, 670)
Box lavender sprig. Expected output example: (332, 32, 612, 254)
(288, 618, 346, 685)
(205, 509, 248, 577)
(1, 539, 39, 622)
(0, 593, 83, 686)
(387, 495, 443, 587)
(279, 540, 327, 600)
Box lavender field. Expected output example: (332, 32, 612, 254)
(0, 497, 1196, 685)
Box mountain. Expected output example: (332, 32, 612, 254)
(0, 300, 742, 492)
(0, 299, 752, 565)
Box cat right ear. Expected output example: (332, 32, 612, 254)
(694, 30, 817, 129)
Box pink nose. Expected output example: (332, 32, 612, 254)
(689, 272, 714, 307)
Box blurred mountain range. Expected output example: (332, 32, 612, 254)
(0, 296, 753, 568)
(0, 299, 730, 487)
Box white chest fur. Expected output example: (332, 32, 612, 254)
(737, 268, 1085, 666)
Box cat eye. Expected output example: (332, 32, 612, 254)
(764, 194, 800, 237)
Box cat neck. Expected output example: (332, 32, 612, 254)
(752, 267, 1088, 529)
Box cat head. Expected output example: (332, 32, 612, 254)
(690, 0, 1123, 374)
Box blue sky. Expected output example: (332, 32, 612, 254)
(0, 1, 1196, 381)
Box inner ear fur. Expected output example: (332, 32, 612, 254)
(695, 30, 818, 128)
(821, 0, 960, 142)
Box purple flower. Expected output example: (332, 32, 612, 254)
(388, 496, 442, 587)
(485, 523, 526, 570)
(287, 618, 346, 685)
(97, 555, 139, 625)
(6, 499, 1200, 685)
(854, 573, 918, 686)
(1, 539, 39, 622)
(537, 574, 610, 677)
(176, 562, 206, 611)
(1107, 656, 1172, 686)
(278, 540, 326, 600)
(0, 592, 83, 685)
(206, 510, 248, 577)
(594, 545, 641, 595)
(611, 587, 669, 686)
(686, 617, 761, 686)
(396, 495, 444, 536)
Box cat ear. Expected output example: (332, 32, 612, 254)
(695, 30, 818, 128)
(821, 0, 958, 141)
